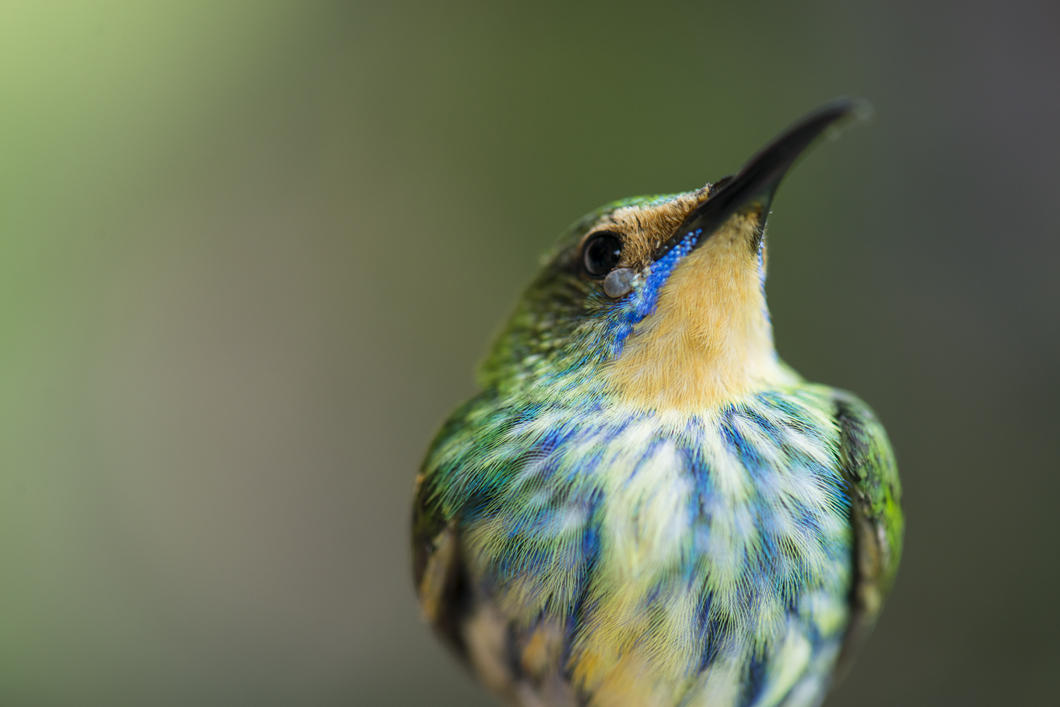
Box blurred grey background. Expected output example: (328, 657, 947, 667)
(2, 1, 1058, 705)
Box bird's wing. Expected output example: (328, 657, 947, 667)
(411, 392, 584, 707)
(412, 452, 580, 706)
(832, 390, 904, 675)
(411, 469, 470, 658)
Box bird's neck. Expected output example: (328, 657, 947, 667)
(604, 240, 793, 412)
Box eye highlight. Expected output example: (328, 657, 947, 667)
(582, 231, 623, 277)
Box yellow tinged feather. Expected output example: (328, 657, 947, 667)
(754, 621, 814, 706)
(418, 528, 455, 623)
(689, 657, 744, 706)
(464, 603, 515, 696)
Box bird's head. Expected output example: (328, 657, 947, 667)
(481, 100, 864, 412)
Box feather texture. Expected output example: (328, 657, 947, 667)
(412, 190, 902, 707)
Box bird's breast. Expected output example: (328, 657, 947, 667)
(426, 386, 855, 706)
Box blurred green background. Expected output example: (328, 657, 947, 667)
(2, 1, 1058, 705)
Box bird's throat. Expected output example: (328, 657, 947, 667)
(604, 227, 790, 412)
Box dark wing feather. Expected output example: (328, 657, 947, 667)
(833, 390, 904, 676)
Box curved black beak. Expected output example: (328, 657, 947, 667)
(657, 97, 868, 257)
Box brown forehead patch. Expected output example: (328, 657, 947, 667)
(581, 185, 710, 269)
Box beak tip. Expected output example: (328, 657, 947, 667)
(821, 96, 874, 137)
(849, 97, 874, 122)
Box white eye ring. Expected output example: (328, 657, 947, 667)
(603, 268, 635, 298)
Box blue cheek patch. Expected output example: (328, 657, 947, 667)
(609, 228, 702, 356)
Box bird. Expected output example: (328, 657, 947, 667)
(411, 99, 902, 707)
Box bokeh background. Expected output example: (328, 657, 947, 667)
(3, 1, 1058, 705)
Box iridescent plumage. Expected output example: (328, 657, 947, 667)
(413, 102, 902, 707)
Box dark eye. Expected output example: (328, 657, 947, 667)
(582, 231, 623, 277)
